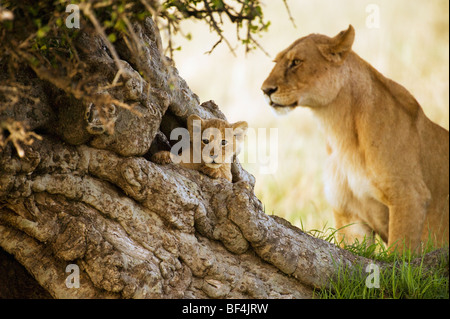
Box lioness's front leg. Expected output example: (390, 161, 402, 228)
(333, 210, 375, 247)
(383, 181, 431, 253)
(387, 201, 428, 254)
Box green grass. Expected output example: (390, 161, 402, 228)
(308, 228, 449, 299)
(315, 253, 449, 299)
(316, 260, 449, 299)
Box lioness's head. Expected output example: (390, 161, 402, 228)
(187, 115, 248, 168)
(261, 25, 355, 113)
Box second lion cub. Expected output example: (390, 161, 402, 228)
(152, 114, 248, 182)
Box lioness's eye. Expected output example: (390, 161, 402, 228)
(202, 139, 209, 144)
(221, 140, 228, 146)
(291, 59, 303, 68)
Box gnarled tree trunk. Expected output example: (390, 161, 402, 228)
(0, 14, 445, 299)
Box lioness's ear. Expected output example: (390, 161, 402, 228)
(232, 121, 248, 142)
(187, 114, 203, 137)
(318, 25, 355, 63)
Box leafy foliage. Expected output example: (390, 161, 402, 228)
(161, 0, 272, 55)
(0, 0, 283, 155)
(1, 0, 277, 60)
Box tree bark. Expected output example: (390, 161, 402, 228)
(0, 15, 446, 299)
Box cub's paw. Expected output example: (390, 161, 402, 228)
(151, 151, 173, 165)
(201, 166, 231, 182)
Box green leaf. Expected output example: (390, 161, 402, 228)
(37, 25, 50, 38)
(107, 33, 117, 43)
(212, 0, 224, 9)
(114, 19, 127, 33)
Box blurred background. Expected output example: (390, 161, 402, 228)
(165, 0, 449, 232)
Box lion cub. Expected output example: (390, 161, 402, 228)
(152, 115, 248, 182)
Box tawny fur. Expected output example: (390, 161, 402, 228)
(262, 25, 449, 253)
(152, 115, 248, 182)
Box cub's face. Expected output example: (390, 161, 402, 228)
(187, 115, 248, 168)
(261, 25, 355, 114)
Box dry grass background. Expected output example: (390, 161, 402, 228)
(165, 0, 449, 231)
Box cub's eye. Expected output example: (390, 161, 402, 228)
(221, 140, 228, 146)
(202, 139, 210, 144)
(290, 59, 303, 68)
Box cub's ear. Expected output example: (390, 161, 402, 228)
(318, 25, 355, 63)
(232, 121, 248, 142)
(187, 114, 203, 137)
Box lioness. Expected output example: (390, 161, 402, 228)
(152, 114, 248, 182)
(261, 25, 449, 252)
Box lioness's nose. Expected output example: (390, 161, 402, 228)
(262, 86, 278, 96)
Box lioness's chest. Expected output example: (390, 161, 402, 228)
(325, 148, 375, 204)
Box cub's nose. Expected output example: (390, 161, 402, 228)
(210, 154, 218, 160)
(262, 86, 278, 97)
